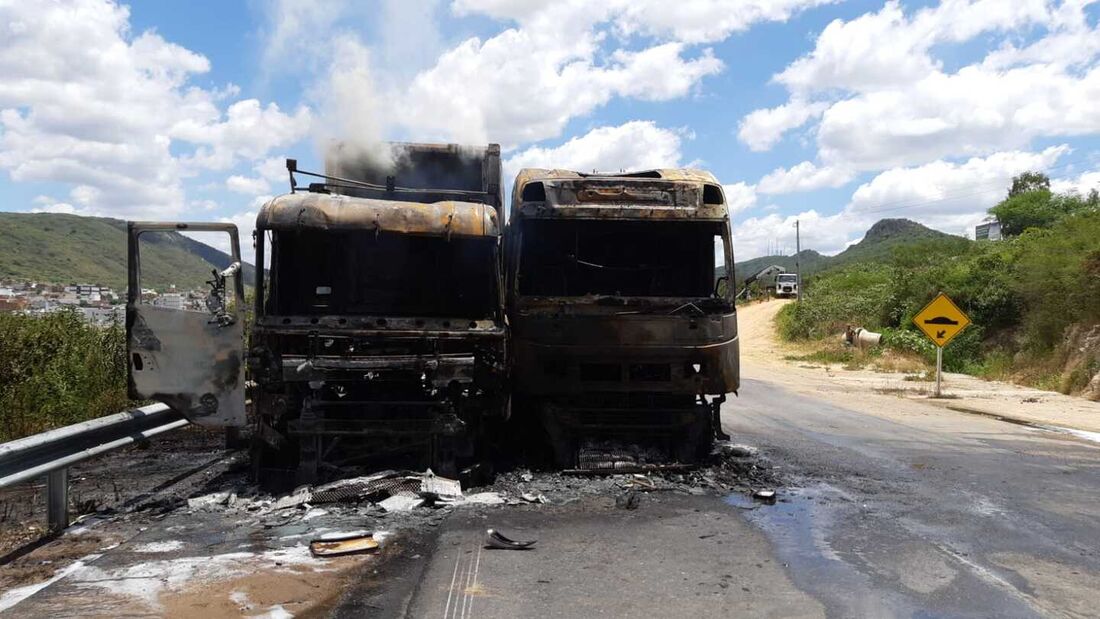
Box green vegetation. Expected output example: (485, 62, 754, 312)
(0, 310, 131, 442)
(777, 173, 1100, 395)
(0, 212, 255, 290)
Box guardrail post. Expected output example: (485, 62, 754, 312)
(47, 467, 69, 533)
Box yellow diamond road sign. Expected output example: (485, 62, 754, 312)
(913, 292, 971, 347)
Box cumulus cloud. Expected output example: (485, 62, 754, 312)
(737, 0, 1100, 173)
(225, 157, 291, 195)
(265, 0, 836, 150)
(395, 32, 721, 146)
(503, 121, 684, 180)
(738, 99, 827, 152)
(226, 175, 270, 195)
(722, 182, 758, 215)
(0, 0, 310, 219)
(1051, 167, 1100, 196)
(756, 161, 853, 194)
(454, 0, 836, 43)
(734, 146, 1072, 259)
(733, 209, 855, 261)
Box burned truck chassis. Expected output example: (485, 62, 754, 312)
(533, 393, 729, 472)
(250, 354, 498, 483)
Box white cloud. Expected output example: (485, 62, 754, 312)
(737, 0, 1100, 176)
(613, 0, 840, 44)
(738, 99, 827, 152)
(273, 0, 836, 151)
(226, 175, 270, 195)
(397, 32, 722, 146)
(722, 182, 758, 214)
(224, 156, 290, 195)
(0, 0, 310, 219)
(845, 145, 1069, 235)
(1050, 167, 1100, 196)
(29, 196, 79, 215)
(733, 209, 857, 261)
(733, 147, 1072, 260)
(454, 0, 836, 43)
(504, 121, 683, 180)
(756, 161, 853, 194)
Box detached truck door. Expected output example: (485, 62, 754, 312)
(126, 222, 247, 426)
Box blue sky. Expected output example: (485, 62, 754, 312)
(2, 0, 1099, 261)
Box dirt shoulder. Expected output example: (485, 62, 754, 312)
(738, 299, 1100, 435)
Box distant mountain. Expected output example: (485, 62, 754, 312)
(0, 212, 256, 291)
(828, 218, 958, 267)
(731, 218, 965, 283)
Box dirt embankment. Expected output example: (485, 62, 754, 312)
(737, 300, 1100, 435)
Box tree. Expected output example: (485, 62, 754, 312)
(990, 188, 1095, 236)
(1007, 171, 1050, 198)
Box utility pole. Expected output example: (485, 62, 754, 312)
(794, 219, 802, 302)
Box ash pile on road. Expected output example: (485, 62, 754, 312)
(483, 442, 781, 506)
(171, 441, 780, 536)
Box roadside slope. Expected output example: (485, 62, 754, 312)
(738, 300, 1100, 435)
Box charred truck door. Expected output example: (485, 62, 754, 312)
(126, 222, 247, 426)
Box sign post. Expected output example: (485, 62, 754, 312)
(913, 293, 971, 397)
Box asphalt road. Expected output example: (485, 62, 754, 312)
(345, 378, 1100, 619)
(6, 297, 1100, 618)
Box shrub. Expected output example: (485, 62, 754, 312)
(0, 309, 131, 441)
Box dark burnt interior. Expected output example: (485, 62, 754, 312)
(517, 219, 724, 298)
(268, 229, 498, 318)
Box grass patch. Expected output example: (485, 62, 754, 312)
(0, 309, 132, 441)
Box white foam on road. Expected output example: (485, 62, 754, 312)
(131, 540, 184, 553)
(0, 554, 100, 613)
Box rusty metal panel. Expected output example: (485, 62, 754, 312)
(510, 168, 728, 221)
(256, 192, 500, 238)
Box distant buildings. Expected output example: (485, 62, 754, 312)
(975, 218, 1002, 241)
(0, 278, 206, 322)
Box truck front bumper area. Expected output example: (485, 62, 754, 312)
(511, 338, 739, 396)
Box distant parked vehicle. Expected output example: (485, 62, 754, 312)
(775, 273, 799, 298)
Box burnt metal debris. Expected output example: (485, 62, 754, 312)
(126, 144, 740, 485)
(484, 528, 537, 550)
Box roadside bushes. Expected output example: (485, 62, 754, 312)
(777, 207, 1100, 393)
(0, 309, 130, 442)
(775, 264, 892, 340)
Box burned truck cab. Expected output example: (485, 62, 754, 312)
(248, 143, 507, 483)
(505, 169, 738, 471)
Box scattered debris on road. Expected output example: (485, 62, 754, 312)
(753, 489, 777, 504)
(308, 532, 380, 557)
(616, 490, 641, 510)
(484, 529, 536, 550)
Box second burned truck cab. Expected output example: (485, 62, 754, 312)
(249, 143, 507, 484)
(505, 169, 739, 471)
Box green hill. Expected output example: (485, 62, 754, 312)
(732, 218, 963, 283)
(828, 218, 960, 268)
(0, 212, 256, 291)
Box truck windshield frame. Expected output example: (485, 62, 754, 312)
(777, 274, 798, 283)
(263, 229, 500, 319)
(514, 219, 732, 303)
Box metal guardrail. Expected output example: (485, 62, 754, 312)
(0, 403, 189, 532)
